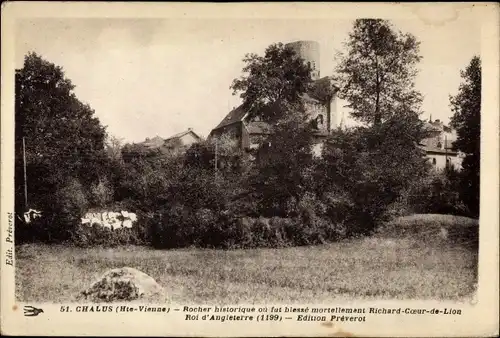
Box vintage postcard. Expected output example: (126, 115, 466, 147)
(1, 2, 499, 337)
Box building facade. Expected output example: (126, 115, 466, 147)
(209, 40, 339, 158)
(420, 119, 464, 171)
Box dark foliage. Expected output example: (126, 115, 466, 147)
(230, 43, 313, 123)
(15, 34, 473, 250)
(334, 19, 422, 126)
(319, 116, 430, 234)
(15, 53, 108, 243)
(450, 56, 481, 218)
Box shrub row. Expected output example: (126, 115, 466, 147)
(16, 128, 473, 249)
(146, 206, 347, 249)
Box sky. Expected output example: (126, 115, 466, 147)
(15, 16, 480, 143)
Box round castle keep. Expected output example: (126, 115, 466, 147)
(285, 40, 320, 80)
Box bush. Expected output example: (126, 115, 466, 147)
(322, 192, 351, 235)
(33, 178, 89, 243)
(88, 178, 114, 208)
(378, 214, 478, 249)
(149, 203, 347, 249)
(149, 205, 234, 249)
(114, 146, 185, 210)
(400, 168, 469, 216)
(248, 217, 278, 247)
(150, 205, 189, 249)
(72, 223, 145, 248)
(225, 216, 295, 248)
(320, 121, 430, 235)
(15, 177, 88, 244)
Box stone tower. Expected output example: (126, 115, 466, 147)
(285, 40, 320, 80)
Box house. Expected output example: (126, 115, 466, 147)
(209, 40, 340, 158)
(139, 128, 203, 154)
(419, 118, 463, 170)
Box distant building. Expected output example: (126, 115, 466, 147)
(209, 40, 340, 159)
(419, 118, 464, 171)
(140, 128, 203, 154)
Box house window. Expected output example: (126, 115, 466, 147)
(432, 158, 436, 165)
(317, 114, 324, 126)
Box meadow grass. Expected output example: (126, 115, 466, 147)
(15, 214, 478, 304)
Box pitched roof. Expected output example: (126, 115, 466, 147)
(213, 105, 247, 130)
(213, 97, 321, 133)
(212, 76, 337, 131)
(139, 129, 202, 149)
(164, 129, 202, 143)
(211, 75, 340, 135)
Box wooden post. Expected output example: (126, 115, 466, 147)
(22, 136, 28, 208)
(445, 133, 448, 170)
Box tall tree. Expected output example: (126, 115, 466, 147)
(319, 19, 430, 233)
(319, 112, 431, 234)
(15, 52, 107, 213)
(449, 56, 481, 218)
(248, 117, 317, 217)
(230, 43, 313, 123)
(230, 43, 318, 216)
(334, 19, 423, 126)
(105, 134, 124, 163)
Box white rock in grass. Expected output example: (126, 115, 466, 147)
(79, 267, 164, 303)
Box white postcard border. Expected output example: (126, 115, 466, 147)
(1, 2, 498, 337)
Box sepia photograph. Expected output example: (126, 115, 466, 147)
(1, 2, 498, 337)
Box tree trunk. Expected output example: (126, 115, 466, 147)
(374, 91, 382, 127)
(374, 56, 382, 127)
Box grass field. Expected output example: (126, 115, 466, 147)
(15, 214, 478, 304)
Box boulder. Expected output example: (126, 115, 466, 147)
(79, 267, 164, 302)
